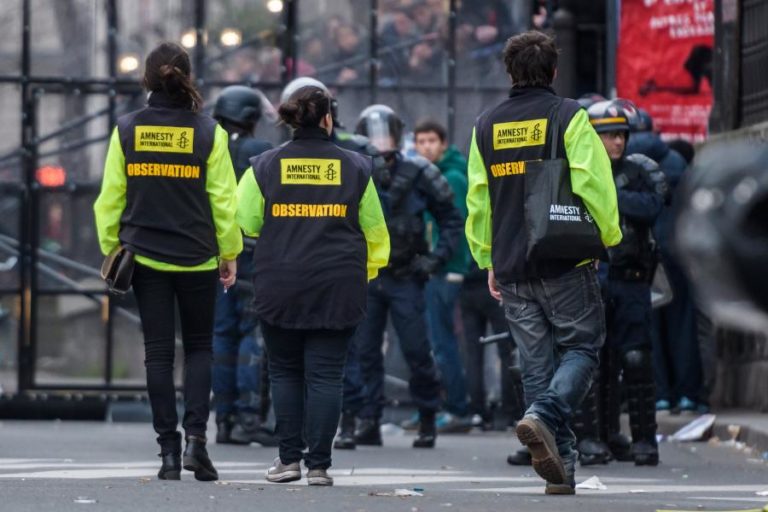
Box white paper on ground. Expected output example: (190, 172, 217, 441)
(669, 414, 717, 442)
(575, 476, 607, 490)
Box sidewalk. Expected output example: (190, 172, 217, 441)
(656, 409, 768, 455)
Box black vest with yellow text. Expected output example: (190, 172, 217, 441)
(250, 127, 372, 330)
(476, 86, 582, 283)
(117, 92, 218, 266)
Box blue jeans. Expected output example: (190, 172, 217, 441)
(212, 280, 263, 420)
(348, 273, 442, 419)
(499, 265, 605, 460)
(426, 276, 469, 416)
(341, 337, 368, 415)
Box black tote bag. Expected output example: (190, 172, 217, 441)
(524, 100, 605, 261)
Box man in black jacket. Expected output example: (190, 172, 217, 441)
(343, 104, 463, 449)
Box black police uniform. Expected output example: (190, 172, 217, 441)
(601, 155, 663, 464)
(351, 152, 463, 447)
(329, 128, 389, 449)
(211, 131, 274, 445)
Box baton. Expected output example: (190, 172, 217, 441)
(479, 331, 511, 345)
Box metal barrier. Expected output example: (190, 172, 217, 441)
(0, 0, 602, 412)
(740, 0, 768, 125)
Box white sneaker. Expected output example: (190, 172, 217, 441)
(266, 457, 301, 483)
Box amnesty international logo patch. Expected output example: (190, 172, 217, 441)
(135, 126, 195, 153)
(281, 158, 342, 185)
(492, 119, 548, 150)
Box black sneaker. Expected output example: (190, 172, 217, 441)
(183, 436, 218, 482)
(507, 447, 532, 466)
(413, 410, 437, 448)
(632, 440, 659, 466)
(230, 412, 279, 447)
(607, 432, 633, 462)
(577, 438, 612, 466)
(354, 419, 382, 446)
(334, 413, 357, 450)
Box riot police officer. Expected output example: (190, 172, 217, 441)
(346, 104, 463, 449)
(236, 85, 389, 485)
(585, 100, 664, 466)
(211, 85, 277, 447)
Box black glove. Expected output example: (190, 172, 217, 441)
(410, 254, 442, 281)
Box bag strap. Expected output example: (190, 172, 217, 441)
(546, 97, 564, 160)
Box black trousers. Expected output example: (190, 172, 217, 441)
(460, 281, 521, 421)
(132, 264, 218, 454)
(262, 322, 353, 470)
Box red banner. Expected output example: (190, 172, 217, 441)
(617, 0, 714, 143)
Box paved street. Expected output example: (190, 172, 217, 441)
(0, 420, 767, 512)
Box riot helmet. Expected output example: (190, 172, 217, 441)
(280, 77, 342, 128)
(630, 108, 654, 133)
(213, 85, 263, 129)
(354, 104, 404, 155)
(587, 99, 633, 134)
(576, 92, 607, 110)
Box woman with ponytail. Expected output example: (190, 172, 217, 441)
(94, 42, 241, 481)
(236, 86, 389, 486)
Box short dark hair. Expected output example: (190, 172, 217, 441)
(414, 119, 447, 142)
(502, 31, 558, 88)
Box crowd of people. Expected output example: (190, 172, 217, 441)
(93, 27, 710, 494)
(218, 0, 519, 86)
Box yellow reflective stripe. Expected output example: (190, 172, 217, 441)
(358, 178, 390, 281)
(94, 128, 127, 256)
(589, 116, 627, 126)
(465, 128, 493, 269)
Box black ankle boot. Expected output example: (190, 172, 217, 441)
(413, 410, 437, 448)
(183, 436, 218, 481)
(215, 414, 235, 445)
(334, 413, 357, 450)
(507, 447, 532, 466)
(157, 452, 181, 480)
(230, 412, 279, 447)
(354, 418, 382, 446)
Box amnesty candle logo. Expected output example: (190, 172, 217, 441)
(493, 119, 547, 150)
(135, 126, 195, 154)
(281, 158, 341, 185)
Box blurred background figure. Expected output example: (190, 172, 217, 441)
(586, 99, 664, 466)
(211, 85, 277, 448)
(626, 109, 704, 414)
(675, 141, 768, 356)
(413, 119, 472, 433)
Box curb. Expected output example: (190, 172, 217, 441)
(657, 411, 768, 456)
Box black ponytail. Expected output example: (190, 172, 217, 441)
(143, 42, 203, 112)
(278, 86, 332, 129)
